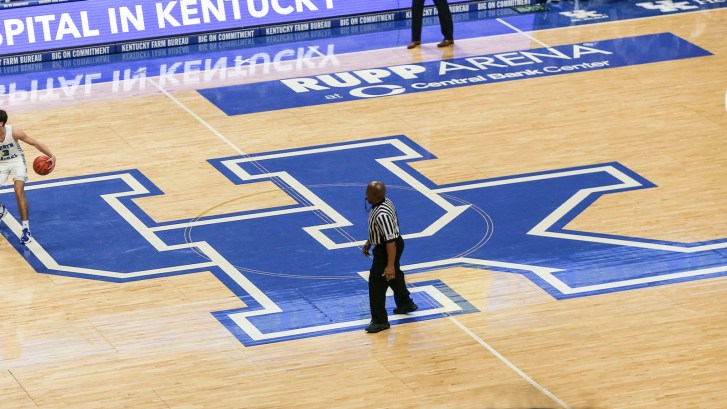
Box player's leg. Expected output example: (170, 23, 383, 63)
(14, 179, 28, 221)
(14, 179, 32, 244)
(0, 171, 7, 219)
(8, 160, 32, 243)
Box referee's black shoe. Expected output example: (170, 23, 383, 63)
(393, 302, 418, 315)
(365, 321, 390, 333)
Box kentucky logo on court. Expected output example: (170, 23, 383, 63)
(635, 0, 699, 12)
(2, 136, 726, 346)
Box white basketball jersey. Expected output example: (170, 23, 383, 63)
(0, 125, 25, 162)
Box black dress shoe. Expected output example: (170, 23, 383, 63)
(365, 322, 390, 333)
(393, 302, 418, 315)
(406, 41, 421, 49)
(437, 39, 454, 48)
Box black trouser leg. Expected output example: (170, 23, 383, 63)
(369, 245, 393, 324)
(388, 238, 411, 308)
(411, 0, 425, 42)
(433, 0, 454, 40)
(369, 238, 410, 324)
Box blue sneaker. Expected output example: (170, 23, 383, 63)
(20, 228, 32, 245)
(0, 204, 6, 219)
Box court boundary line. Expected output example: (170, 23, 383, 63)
(448, 314, 571, 409)
(496, 17, 550, 48)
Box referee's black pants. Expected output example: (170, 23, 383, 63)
(411, 0, 454, 42)
(369, 237, 412, 324)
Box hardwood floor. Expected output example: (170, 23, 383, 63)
(0, 3, 724, 408)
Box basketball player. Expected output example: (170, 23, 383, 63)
(362, 181, 418, 333)
(0, 109, 56, 245)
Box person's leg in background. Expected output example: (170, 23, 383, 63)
(408, 0, 426, 49)
(433, 0, 454, 47)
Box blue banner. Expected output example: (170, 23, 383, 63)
(199, 33, 713, 116)
(0, 10, 525, 108)
(0, 0, 497, 56)
(0, 0, 85, 9)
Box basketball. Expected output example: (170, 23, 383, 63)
(33, 155, 53, 175)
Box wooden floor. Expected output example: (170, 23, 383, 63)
(1, 5, 725, 409)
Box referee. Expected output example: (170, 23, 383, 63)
(362, 181, 418, 333)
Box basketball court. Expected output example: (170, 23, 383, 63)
(0, 0, 725, 407)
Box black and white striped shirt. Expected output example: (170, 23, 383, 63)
(368, 197, 400, 245)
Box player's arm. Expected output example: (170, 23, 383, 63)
(13, 128, 56, 168)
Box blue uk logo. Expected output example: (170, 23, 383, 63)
(2, 136, 726, 345)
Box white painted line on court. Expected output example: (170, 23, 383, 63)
(146, 76, 358, 243)
(496, 17, 552, 48)
(147, 78, 247, 157)
(448, 315, 572, 409)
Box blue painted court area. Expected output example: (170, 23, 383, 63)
(198, 33, 711, 115)
(4, 137, 727, 345)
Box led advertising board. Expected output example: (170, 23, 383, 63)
(0, 0, 495, 56)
